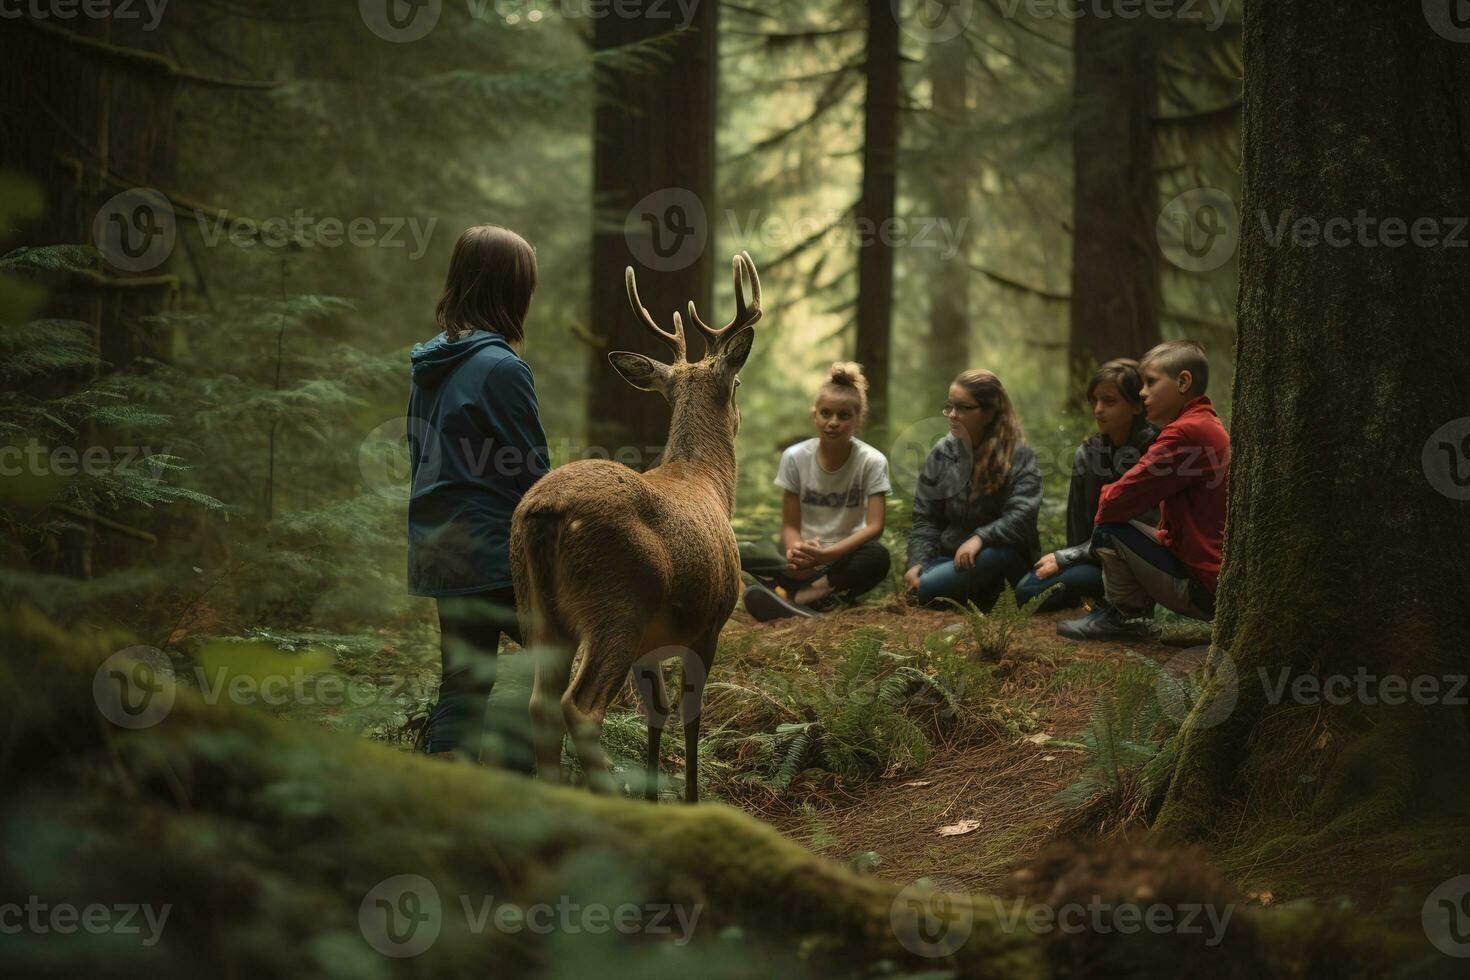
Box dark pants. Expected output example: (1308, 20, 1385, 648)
(740, 540, 892, 603)
(429, 586, 535, 770)
(913, 544, 1030, 613)
(1014, 560, 1104, 613)
(1093, 521, 1216, 620)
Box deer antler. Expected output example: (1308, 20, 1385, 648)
(687, 251, 762, 357)
(625, 266, 687, 363)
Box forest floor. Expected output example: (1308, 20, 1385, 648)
(179, 589, 1226, 901)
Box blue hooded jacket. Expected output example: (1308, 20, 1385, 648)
(406, 329, 549, 597)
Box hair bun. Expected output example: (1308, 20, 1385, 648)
(828, 361, 868, 393)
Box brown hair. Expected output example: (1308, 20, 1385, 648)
(1140, 340, 1209, 396)
(435, 225, 538, 342)
(816, 361, 869, 424)
(1087, 358, 1144, 405)
(954, 369, 1024, 501)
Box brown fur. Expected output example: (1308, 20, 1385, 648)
(510, 254, 761, 802)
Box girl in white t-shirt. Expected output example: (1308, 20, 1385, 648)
(742, 362, 893, 621)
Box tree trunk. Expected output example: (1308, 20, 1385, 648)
(1067, 13, 1160, 401)
(854, 0, 900, 436)
(924, 34, 969, 390)
(587, 6, 717, 464)
(1153, 2, 1470, 843)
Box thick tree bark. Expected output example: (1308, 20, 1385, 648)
(854, 0, 900, 435)
(1154, 2, 1470, 842)
(588, 6, 716, 463)
(1067, 13, 1160, 400)
(924, 35, 970, 390)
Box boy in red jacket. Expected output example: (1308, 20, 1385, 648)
(1057, 340, 1229, 641)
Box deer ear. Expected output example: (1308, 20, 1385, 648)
(720, 326, 755, 375)
(609, 351, 671, 394)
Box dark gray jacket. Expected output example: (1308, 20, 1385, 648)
(1053, 417, 1157, 570)
(905, 436, 1043, 569)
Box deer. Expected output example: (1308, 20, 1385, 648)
(510, 252, 761, 803)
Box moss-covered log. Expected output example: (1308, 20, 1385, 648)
(1154, 1, 1470, 843)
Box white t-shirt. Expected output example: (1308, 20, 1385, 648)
(774, 437, 892, 543)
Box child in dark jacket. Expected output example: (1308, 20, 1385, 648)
(1015, 359, 1157, 612)
(1058, 341, 1230, 641)
(407, 225, 549, 765)
(904, 369, 1042, 613)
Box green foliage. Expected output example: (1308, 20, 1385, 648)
(1052, 653, 1188, 833)
(939, 584, 1038, 662)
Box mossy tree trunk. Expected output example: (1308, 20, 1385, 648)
(1153, 1, 1470, 843)
(1067, 12, 1160, 401)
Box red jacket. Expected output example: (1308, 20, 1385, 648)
(1095, 396, 1230, 591)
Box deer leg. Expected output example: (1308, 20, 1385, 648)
(563, 626, 642, 796)
(529, 642, 573, 783)
(681, 633, 718, 805)
(631, 662, 670, 802)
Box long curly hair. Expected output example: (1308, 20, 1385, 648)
(954, 369, 1023, 502)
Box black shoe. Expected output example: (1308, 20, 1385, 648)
(1057, 603, 1160, 641)
(743, 583, 816, 621)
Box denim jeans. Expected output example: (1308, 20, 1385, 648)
(1014, 561, 1105, 613)
(914, 544, 1029, 613)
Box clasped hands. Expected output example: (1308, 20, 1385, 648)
(784, 538, 832, 579)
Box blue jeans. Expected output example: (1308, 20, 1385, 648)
(1014, 561, 1104, 613)
(915, 544, 1029, 613)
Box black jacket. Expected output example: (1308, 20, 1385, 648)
(1053, 417, 1158, 569)
(905, 436, 1043, 569)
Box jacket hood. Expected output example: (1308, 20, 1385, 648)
(410, 330, 512, 388)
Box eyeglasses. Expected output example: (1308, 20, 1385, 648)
(941, 401, 994, 416)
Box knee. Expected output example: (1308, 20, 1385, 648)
(1014, 571, 1042, 604)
